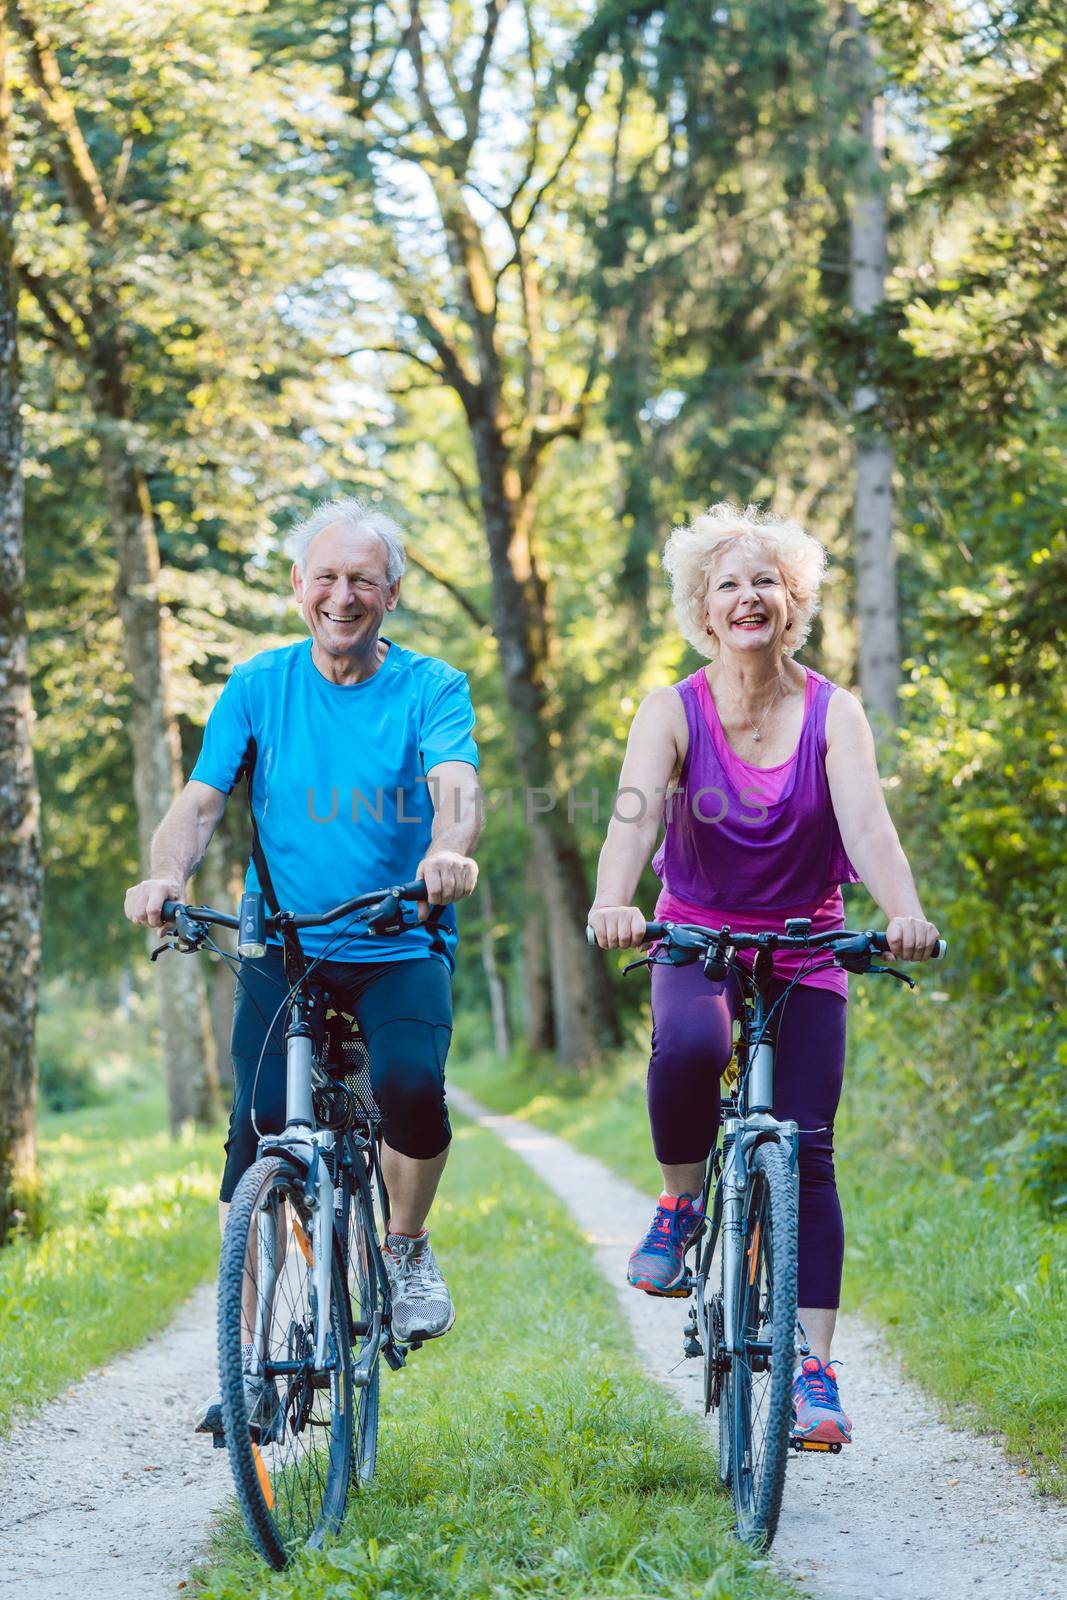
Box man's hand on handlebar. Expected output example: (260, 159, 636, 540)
(124, 877, 185, 930)
(885, 914, 941, 962)
(587, 905, 648, 950)
(414, 851, 478, 922)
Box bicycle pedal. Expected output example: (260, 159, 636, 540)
(640, 1270, 692, 1299)
(212, 1432, 227, 1450)
(382, 1340, 407, 1371)
(789, 1435, 843, 1454)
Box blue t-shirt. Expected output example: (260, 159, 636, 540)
(191, 638, 478, 967)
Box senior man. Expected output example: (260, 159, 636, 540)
(124, 496, 480, 1434)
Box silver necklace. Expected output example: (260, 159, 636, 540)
(746, 679, 783, 742)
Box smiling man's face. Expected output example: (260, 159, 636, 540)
(292, 522, 400, 665)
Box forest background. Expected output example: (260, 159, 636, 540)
(0, 0, 1063, 1301)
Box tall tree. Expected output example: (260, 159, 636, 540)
(843, 1, 899, 725)
(10, 0, 216, 1129)
(261, 0, 622, 1063)
(0, 8, 42, 1240)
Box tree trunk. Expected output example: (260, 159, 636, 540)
(469, 409, 620, 1067)
(0, 20, 42, 1241)
(845, 2, 899, 728)
(477, 873, 511, 1060)
(520, 856, 554, 1052)
(95, 424, 218, 1131)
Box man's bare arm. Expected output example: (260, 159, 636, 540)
(416, 760, 481, 912)
(124, 780, 228, 927)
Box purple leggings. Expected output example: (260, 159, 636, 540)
(649, 961, 847, 1309)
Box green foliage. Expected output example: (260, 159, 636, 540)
(195, 1117, 799, 1599)
(839, 1000, 1067, 1496)
(0, 1083, 220, 1433)
(34, 980, 157, 1111)
(14, 4, 1065, 1185)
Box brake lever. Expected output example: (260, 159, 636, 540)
(150, 907, 208, 959)
(622, 955, 653, 975)
(869, 963, 916, 989)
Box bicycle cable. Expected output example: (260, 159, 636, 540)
(245, 899, 420, 1139)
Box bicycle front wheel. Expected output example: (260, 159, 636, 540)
(218, 1155, 354, 1568)
(343, 1170, 382, 1486)
(728, 1139, 797, 1548)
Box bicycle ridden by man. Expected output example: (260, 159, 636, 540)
(588, 501, 940, 1447)
(124, 496, 480, 1435)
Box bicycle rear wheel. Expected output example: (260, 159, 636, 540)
(728, 1139, 797, 1548)
(218, 1155, 354, 1568)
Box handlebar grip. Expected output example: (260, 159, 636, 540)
(161, 899, 180, 922)
(870, 930, 947, 959)
(585, 920, 664, 947)
(396, 880, 428, 900)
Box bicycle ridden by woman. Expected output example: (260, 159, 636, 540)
(588, 501, 940, 1446)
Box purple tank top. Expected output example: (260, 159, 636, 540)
(651, 667, 859, 996)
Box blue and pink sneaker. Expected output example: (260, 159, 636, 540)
(792, 1356, 853, 1444)
(627, 1192, 704, 1296)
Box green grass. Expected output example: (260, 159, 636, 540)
(0, 1085, 221, 1432)
(454, 1031, 1067, 1499)
(193, 1118, 799, 1600)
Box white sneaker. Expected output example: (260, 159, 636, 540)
(382, 1230, 455, 1343)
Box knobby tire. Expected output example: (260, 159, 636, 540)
(218, 1155, 354, 1568)
(729, 1138, 797, 1548)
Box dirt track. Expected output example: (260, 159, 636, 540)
(0, 1284, 224, 1598)
(449, 1087, 1067, 1600)
(3, 1099, 1065, 1598)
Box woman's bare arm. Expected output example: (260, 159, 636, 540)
(824, 690, 940, 960)
(588, 687, 686, 949)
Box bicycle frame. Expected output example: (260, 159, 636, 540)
(256, 982, 392, 1377)
(696, 948, 798, 1369)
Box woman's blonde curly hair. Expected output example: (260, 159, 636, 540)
(662, 500, 828, 661)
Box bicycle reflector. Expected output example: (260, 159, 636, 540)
(237, 891, 267, 959)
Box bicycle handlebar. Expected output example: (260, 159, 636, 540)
(585, 920, 947, 961)
(160, 879, 428, 937)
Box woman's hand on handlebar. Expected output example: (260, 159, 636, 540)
(885, 913, 941, 962)
(123, 877, 185, 929)
(587, 904, 647, 950)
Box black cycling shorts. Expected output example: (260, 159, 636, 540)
(220, 945, 453, 1202)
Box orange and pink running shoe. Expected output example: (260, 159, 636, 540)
(627, 1192, 703, 1296)
(792, 1356, 853, 1444)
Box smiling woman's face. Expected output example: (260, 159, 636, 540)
(292, 522, 399, 661)
(704, 543, 792, 658)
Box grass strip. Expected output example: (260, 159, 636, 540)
(193, 1117, 800, 1600)
(0, 1087, 220, 1433)
(455, 1041, 1067, 1499)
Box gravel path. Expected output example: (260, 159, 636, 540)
(0, 1285, 224, 1599)
(449, 1087, 1067, 1600)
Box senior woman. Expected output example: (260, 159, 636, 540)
(588, 501, 940, 1445)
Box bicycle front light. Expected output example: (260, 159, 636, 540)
(237, 891, 267, 958)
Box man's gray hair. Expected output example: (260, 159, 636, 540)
(286, 496, 406, 584)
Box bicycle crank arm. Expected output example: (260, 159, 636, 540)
(349, 1313, 385, 1387)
